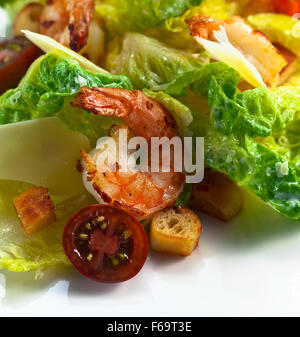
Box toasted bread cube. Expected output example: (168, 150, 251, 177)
(14, 187, 56, 235)
(189, 169, 244, 222)
(150, 207, 202, 256)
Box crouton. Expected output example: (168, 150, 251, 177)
(14, 187, 56, 235)
(150, 207, 202, 256)
(189, 169, 244, 222)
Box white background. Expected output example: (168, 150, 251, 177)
(0, 190, 299, 317)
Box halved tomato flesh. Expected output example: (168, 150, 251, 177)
(0, 36, 41, 94)
(63, 205, 148, 283)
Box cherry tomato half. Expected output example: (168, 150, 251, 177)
(63, 205, 149, 283)
(272, 0, 300, 16)
(0, 36, 41, 94)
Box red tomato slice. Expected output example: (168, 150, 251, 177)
(63, 205, 149, 283)
(0, 36, 41, 94)
(272, 0, 300, 16)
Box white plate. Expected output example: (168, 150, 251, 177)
(0, 190, 299, 317)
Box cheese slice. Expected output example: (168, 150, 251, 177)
(21, 29, 108, 74)
(0, 118, 90, 197)
(194, 26, 266, 88)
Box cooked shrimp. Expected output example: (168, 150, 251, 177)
(73, 87, 185, 218)
(187, 16, 223, 41)
(39, 0, 94, 52)
(187, 15, 287, 87)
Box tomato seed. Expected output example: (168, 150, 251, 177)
(97, 216, 105, 222)
(85, 223, 92, 230)
(101, 222, 108, 230)
(123, 229, 132, 240)
(87, 253, 93, 262)
(111, 258, 119, 266)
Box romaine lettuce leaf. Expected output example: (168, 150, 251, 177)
(205, 129, 300, 220)
(209, 83, 299, 138)
(190, 0, 237, 19)
(106, 32, 244, 97)
(205, 79, 300, 219)
(96, 0, 203, 35)
(176, 184, 193, 206)
(247, 14, 300, 57)
(0, 47, 196, 138)
(257, 87, 300, 176)
(0, 180, 95, 272)
(106, 32, 208, 95)
(105, 32, 241, 97)
(0, 50, 133, 144)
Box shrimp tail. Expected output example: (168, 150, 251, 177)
(72, 87, 179, 140)
(40, 0, 94, 52)
(69, 0, 95, 52)
(72, 86, 131, 118)
(186, 16, 223, 40)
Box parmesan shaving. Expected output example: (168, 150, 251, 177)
(194, 26, 266, 88)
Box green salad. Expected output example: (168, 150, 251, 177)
(0, 0, 299, 283)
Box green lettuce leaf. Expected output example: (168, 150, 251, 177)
(106, 32, 208, 95)
(0, 47, 195, 138)
(247, 14, 300, 57)
(209, 83, 299, 138)
(96, 0, 203, 35)
(176, 184, 193, 206)
(0, 180, 95, 272)
(204, 79, 300, 219)
(106, 32, 241, 98)
(104, 32, 249, 98)
(205, 129, 300, 220)
(257, 87, 300, 176)
(0, 50, 133, 144)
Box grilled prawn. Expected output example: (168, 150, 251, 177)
(187, 15, 287, 87)
(39, 0, 94, 52)
(73, 87, 185, 218)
